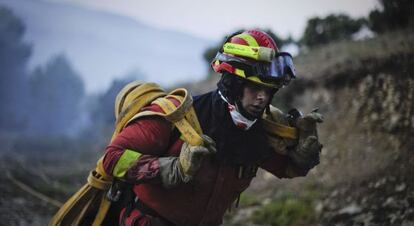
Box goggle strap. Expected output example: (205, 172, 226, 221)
(212, 60, 236, 74)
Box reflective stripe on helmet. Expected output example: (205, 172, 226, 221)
(112, 149, 141, 178)
(234, 68, 246, 77)
(234, 33, 259, 47)
(246, 76, 278, 88)
(223, 43, 275, 62)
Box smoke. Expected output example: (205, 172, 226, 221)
(0, 6, 31, 132)
(27, 54, 85, 137)
(0, 6, 147, 146)
(1, 7, 87, 139)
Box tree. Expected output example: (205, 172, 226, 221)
(28, 54, 85, 136)
(369, 0, 414, 33)
(301, 14, 366, 47)
(0, 7, 32, 131)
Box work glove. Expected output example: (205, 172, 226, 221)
(288, 109, 324, 170)
(296, 109, 323, 137)
(159, 135, 216, 188)
(178, 135, 216, 181)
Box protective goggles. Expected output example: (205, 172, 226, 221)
(214, 51, 296, 85)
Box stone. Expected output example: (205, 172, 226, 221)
(396, 183, 406, 192)
(338, 203, 362, 215)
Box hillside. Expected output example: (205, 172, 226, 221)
(0, 30, 413, 225)
(223, 29, 414, 226)
(180, 29, 414, 226)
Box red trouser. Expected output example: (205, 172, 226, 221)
(119, 206, 173, 226)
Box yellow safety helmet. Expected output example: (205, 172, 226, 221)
(212, 29, 296, 89)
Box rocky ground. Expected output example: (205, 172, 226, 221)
(320, 164, 414, 226)
(0, 137, 99, 226)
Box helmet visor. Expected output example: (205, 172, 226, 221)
(270, 52, 296, 78)
(266, 52, 296, 85)
(215, 52, 296, 86)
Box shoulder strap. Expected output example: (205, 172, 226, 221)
(262, 105, 298, 140)
(262, 119, 298, 139)
(153, 89, 203, 146)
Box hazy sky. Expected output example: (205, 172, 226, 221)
(52, 0, 379, 41)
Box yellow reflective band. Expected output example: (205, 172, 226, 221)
(234, 33, 259, 47)
(247, 76, 262, 83)
(224, 43, 260, 60)
(223, 43, 274, 62)
(154, 97, 204, 146)
(234, 68, 246, 78)
(234, 69, 279, 88)
(247, 76, 280, 89)
(112, 149, 141, 178)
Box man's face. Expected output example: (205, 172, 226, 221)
(239, 81, 274, 119)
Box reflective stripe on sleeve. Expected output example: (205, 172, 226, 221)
(112, 149, 141, 178)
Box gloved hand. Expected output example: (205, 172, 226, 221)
(296, 109, 323, 137)
(159, 135, 216, 188)
(288, 109, 323, 170)
(178, 135, 216, 181)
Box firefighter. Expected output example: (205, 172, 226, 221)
(102, 29, 323, 226)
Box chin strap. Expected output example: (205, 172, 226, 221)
(218, 91, 257, 130)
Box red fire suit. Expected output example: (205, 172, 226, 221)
(103, 94, 309, 226)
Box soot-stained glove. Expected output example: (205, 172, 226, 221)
(296, 110, 323, 137)
(159, 135, 216, 188)
(288, 109, 324, 170)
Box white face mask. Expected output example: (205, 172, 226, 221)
(218, 91, 257, 130)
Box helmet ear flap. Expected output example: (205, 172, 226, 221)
(217, 72, 245, 104)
